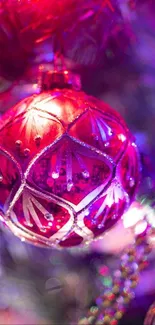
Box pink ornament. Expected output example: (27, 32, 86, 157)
(0, 78, 140, 247)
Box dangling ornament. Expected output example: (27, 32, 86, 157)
(0, 66, 140, 248)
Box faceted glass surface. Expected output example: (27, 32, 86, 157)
(27, 137, 112, 205)
(0, 151, 21, 213)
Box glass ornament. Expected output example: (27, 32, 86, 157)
(0, 70, 140, 247)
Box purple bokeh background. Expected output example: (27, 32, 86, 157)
(0, 0, 155, 324)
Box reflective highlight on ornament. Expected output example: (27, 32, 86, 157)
(123, 201, 155, 227)
(0, 89, 140, 247)
(123, 202, 145, 229)
(134, 220, 148, 236)
(123, 200, 155, 244)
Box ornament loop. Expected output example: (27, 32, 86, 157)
(38, 64, 81, 92)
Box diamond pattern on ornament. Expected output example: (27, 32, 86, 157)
(69, 108, 128, 161)
(117, 141, 140, 198)
(0, 94, 64, 161)
(7, 186, 75, 244)
(26, 135, 113, 206)
(0, 149, 21, 213)
(83, 178, 129, 237)
(6, 185, 95, 247)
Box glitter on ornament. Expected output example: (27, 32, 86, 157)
(0, 69, 140, 247)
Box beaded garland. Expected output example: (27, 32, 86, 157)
(78, 202, 154, 325)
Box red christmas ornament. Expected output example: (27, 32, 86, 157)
(0, 70, 140, 247)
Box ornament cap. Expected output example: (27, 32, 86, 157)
(38, 66, 81, 92)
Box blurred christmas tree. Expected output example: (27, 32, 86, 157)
(0, 1, 155, 324)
